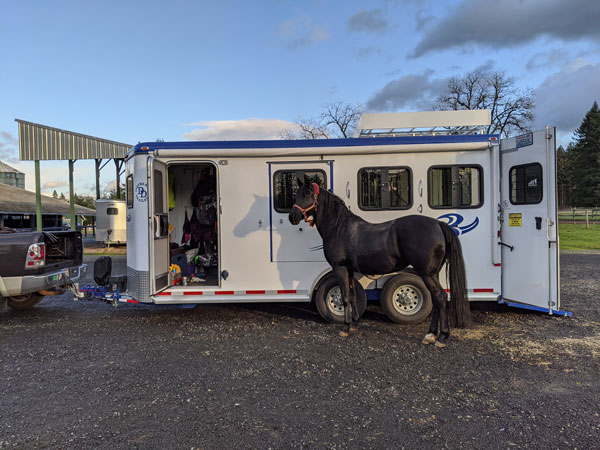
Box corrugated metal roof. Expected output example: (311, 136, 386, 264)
(0, 161, 24, 173)
(0, 182, 95, 215)
(16, 119, 132, 161)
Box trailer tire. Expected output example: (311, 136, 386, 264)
(314, 275, 366, 324)
(7, 293, 44, 310)
(380, 273, 432, 324)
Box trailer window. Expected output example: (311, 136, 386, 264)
(273, 170, 326, 213)
(126, 175, 133, 208)
(154, 169, 164, 213)
(428, 165, 482, 209)
(358, 167, 411, 210)
(510, 163, 542, 204)
(106, 207, 119, 215)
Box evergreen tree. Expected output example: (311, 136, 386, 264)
(52, 190, 58, 199)
(568, 102, 600, 206)
(556, 145, 570, 208)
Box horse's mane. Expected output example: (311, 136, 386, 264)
(320, 189, 365, 227)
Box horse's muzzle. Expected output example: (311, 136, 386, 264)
(288, 211, 301, 225)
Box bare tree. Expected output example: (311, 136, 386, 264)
(282, 101, 364, 139)
(435, 70, 534, 137)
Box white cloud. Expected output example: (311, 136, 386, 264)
(366, 70, 449, 111)
(183, 118, 299, 141)
(0, 131, 20, 164)
(412, 0, 600, 57)
(347, 9, 389, 33)
(533, 60, 600, 143)
(279, 15, 330, 49)
(42, 180, 68, 190)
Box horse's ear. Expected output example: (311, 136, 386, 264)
(297, 177, 304, 187)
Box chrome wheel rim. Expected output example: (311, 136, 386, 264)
(391, 285, 423, 315)
(326, 286, 345, 316)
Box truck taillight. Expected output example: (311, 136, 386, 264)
(25, 243, 45, 269)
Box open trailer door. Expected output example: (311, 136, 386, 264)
(499, 127, 560, 313)
(149, 157, 170, 293)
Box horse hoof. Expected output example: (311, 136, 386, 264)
(349, 327, 359, 333)
(434, 340, 447, 348)
(422, 333, 436, 345)
(339, 330, 350, 338)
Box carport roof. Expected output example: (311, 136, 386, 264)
(0, 182, 95, 215)
(15, 119, 132, 161)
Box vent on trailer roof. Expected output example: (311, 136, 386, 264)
(357, 110, 492, 138)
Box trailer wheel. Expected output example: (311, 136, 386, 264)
(314, 275, 366, 324)
(7, 293, 44, 310)
(380, 273, 432, 324)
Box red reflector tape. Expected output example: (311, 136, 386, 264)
(157, 292, 171, 296)
(126, 299, 140, 303)
(215, 291, 234, 295)
(277, 290, 296, 294)
(494, 263, 501, 267)
(183, 291, 203, 295)
(473, 289, 494, 293)
(246, 290, 266, 295)
(444, 289, 450, 293)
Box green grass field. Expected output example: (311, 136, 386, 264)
(558, 223, 600, 250)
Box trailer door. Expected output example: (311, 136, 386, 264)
(500, 128, 559, 311)
(269, 162, 331, 262)
(149, 158, 170, 293)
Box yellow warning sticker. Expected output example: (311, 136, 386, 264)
(509, 213, 522, 227)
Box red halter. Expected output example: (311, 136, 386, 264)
(293, 183, 320, 227)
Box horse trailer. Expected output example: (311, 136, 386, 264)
(95, 199, 127, 245)
(79, 110, 567, 324)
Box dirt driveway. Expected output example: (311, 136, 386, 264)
(1, 253, 599, 449)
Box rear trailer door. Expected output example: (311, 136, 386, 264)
(149, 158, 170, 293)
(269, 161, 331, 262)
(499, 128, 559, 311)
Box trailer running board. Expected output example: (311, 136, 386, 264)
(499, 299, 573, 317)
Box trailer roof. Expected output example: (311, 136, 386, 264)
(132, 133, 498, 155)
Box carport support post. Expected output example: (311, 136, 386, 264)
(95, 158, 102, 200)
(114, 158, 123, 199)
(69, 160, 76, 230)
(35, 160, 42, 231)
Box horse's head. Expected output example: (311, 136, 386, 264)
(288, 177, 320, 226)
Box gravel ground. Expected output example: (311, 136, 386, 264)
(1, 253, 599, 449)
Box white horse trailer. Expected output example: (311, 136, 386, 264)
(117, 110, 566, 324)
(95, 199, 127, 245)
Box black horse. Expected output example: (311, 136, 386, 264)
(288, 179, 472, 346)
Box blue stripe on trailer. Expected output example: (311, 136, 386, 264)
(501, 300, 573, 317)
(268, 163, 273, 263)
(132, 134, 498, 154)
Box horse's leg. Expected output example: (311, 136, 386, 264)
(347, 269, 360, 333)
(421, 274, 449, 347)
(436, 281, 450, 347)
(332, 266, 352, 337)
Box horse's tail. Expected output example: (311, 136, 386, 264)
(439, 222, 472, 328)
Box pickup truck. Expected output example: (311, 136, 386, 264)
(0, 228, 86, 311)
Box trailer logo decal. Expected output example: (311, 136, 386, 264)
(135, 183, 147, 202)
(437, 213, 479, 236)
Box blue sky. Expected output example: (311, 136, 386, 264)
(1, 0, 599, 195)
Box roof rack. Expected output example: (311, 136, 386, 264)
(357, 110, 492, 137)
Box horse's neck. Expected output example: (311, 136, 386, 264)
(316, 191, 360, 238)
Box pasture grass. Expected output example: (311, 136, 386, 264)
(558, 223, 600, 250)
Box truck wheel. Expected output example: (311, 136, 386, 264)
(7, 293, 44, 310)
(380, 273, 432, 324)
(314, 275, 366, 324)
